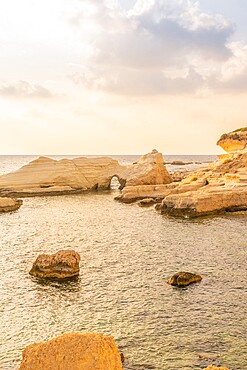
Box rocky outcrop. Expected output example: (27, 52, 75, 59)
(0, 150, 172, 197)
(19, 332, 123, 370)
(29, 250, 80, 279)
(159, 149, 247, 217)
(204, 367, 229, 370)
(217, 127, 247, 152)
(0, 197, 22, 213)
(167, 272, 202, 287)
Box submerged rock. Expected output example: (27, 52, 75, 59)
(29, 250, 80, 279)
(19, 332, 123, 370)
(0, 197, 22, 213)
(166, 272, 202, 287)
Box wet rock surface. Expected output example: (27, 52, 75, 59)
(29, 249, 80, 279)
(166, 271, 202, 287)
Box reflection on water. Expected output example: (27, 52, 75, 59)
(0, 155, 246, 370)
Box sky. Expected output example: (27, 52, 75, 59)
(1, 0, 247, 155)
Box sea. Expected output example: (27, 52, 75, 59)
(0, 155, 246, 370)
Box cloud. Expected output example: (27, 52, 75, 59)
(67, 0, 240, 95)
(0, 81, 54, 99)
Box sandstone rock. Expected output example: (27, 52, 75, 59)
(167, 272, 202, 287)
(203, 367, 229, 370)
(138, 198, 156, 207)
(217, 127, 247, 152)
(159, 133, 247, 217)
(115, 184, 177, 203)
(29, 250, 80, 279)
(19, 332, 123, 370)
(122, 151, 172, 187)
(171, 170, 191, 182)
(0, 197, 22, 213)
(0, 151, 172, 197)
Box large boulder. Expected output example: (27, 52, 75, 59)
(29, 250, 80, 279)
(167, 272, 202, 287)
(122, 150, 172, 187)
(217, 127, 247, 152)
(0, 197, 22, 213)
(19, 332, 123, 370)
(0, 150, 171, 197)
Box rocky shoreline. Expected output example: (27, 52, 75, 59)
(1, 128, 247, 218)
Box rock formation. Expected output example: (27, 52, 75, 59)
(19, 332, 123, 370)
(0, 197, 22, 213)
(29, 250, 80, 279)
(159, 148, 247, 217)
(117, 128, 247, 217)
(166, 272, 202, 287)
(0, 150, 172, 197)
(217, 127, 247, 152)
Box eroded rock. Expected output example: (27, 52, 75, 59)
(167, 272, 202, 287)
(138, 198, 156, 207)
(19, 332, 123, 370)
(0, 150, 172, 197)
(217, 127, 247, 152)
(0, 197, 22, 213)
(29, 249, 80, 279)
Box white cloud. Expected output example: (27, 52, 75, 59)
(0, 81, 54, 99)
(68, 0, 239, 95)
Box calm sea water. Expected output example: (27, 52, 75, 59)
(0, 155, 246, 370)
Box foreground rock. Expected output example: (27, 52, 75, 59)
(19, 332, 123, 370)
(0, 197, 22, 213)
(217, 127, 247, 152)
(29, 250, 80, 279)
(204, 367, 229, 370)
(0, 150, 172, 197)
(167, 272, 202, 287)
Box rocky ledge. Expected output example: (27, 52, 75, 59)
(117, 128, 247, 218)
(0, 150, 172, 197)
(0, 197, 22, 213)
(217, 127, 247, 152)
(29, 250, 80, 279)
(19, 332, 123, 370)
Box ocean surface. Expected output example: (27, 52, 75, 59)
(0, 155, 246, 370)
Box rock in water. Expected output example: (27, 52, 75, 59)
(167, 272, 202, 287)
(0, 197, 22, 213)
(19, 332, 123, 370)
(29, 250, 80, 279)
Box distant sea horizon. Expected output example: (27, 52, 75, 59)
(0, 154, 218, 175)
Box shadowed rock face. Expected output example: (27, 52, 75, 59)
(0, 197, 22, 213)
(166, 272, 202, 287)
(19, 332, 123, 370)
(217, 127, 247, 152)
(29, 250, 80, 279)
(0, 151, 172, 197)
